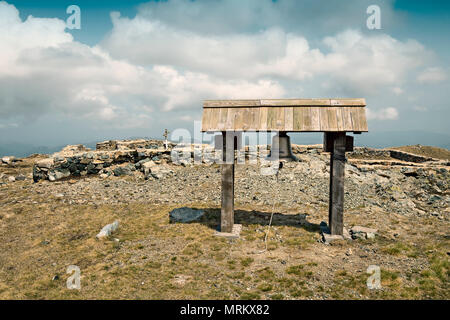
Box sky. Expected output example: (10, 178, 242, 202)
(0, 0, 449, 156)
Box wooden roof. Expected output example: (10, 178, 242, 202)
(201, 99, 368, 132)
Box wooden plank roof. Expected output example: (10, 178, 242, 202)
(201, 99, 368, 132)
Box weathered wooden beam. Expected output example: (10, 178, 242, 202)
(329, 132, 346, 235)
(221, 132, 235, 233)
(203, 98, 366, 108)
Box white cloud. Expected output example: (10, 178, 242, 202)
(417, 67, 447, 84)
(134, 0, 397, 36)
(101, 13, 431, 95)
(392, 87, 403, 95)
(0, 123, 18, 129)
(366, 107, 399, 120)
(413, 106, 428, 112)
(0, 0, 447, 138)
(0, 2, 283, 128)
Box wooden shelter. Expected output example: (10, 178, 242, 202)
(201, 99, 368, 236)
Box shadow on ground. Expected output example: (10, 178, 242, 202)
(169, 207, 321, 234)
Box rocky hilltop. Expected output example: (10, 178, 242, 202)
(0, 139, 448, 299)
(18, 139, 448, 219)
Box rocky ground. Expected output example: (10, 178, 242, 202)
(0, 141, 448, 299)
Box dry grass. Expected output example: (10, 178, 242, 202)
(390, 145, 450, 161)
(0, 153, 448, 299)
(0, 195, 448, 299)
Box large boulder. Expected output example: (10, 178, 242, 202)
(1, 156, 16, 165)
(48, 169, 71, 181)
(169, 207, 204, 223)
(36, 158, 54, 169)
(141, 160, 156, 176)
(113, 165, 133, 176)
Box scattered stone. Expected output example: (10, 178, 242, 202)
(15, 175, 26, 181)
(1, 156, 16, 165)
(96, 220, 120, 239)
(135, 158, 151, 170)
(8, 176, 15, 182)
(350, 226, 378, 240)
(428, 195, 442, 204)
(169, 207, 204, 223)
(431, 212, 439, 217)
(319, 222, 351, 243)
(36, 158, 54, 169)
(49, 169, 71, 181)
(322, 233, 345, 244)
(150, 165, 172, 179)
(172, 274, 192, 287)
(366, 232, 376, 239)
(142, 160, 156, 176)
(113, 166, 132, 176)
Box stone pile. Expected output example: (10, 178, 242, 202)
(33, 140, 174, 182)
(1, 156, 20, 166)
(96, 139, 174, 151)
(31, 140, 450, 187)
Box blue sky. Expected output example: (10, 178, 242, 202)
(0, 0, 449, 155)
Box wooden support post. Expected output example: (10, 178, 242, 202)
(221, 132, 235, 233)
(328, 133, 346, 235)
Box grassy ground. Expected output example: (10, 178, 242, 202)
(0, 198, 448, 299)
(0, 151, 448, 299)
(390, 145, 450, 161)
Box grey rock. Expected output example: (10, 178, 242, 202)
(135, 158, 150, 169)
(142, 160, 156, 176)
(169, 207, 204, 223)
(322, 233, 345, 244)
(113, 166, 132, 176)
(1, 156, 16, 164)
(96, 220, 120, 239)
(319, 221, 351, 243)
(429, 195, 442, 203)
(366, 232, 376, 239)
(48, 169, 71, 182)
(36, 158, 54, 169)
(350, 226, 378, 240)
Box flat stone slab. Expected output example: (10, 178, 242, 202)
(322, 233, 345, 244)
(320, 221, 352, 244)
(169, 207, 204, 223)
(214, 224, 242, 239)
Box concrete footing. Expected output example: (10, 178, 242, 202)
(214, 224, 242, 239)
